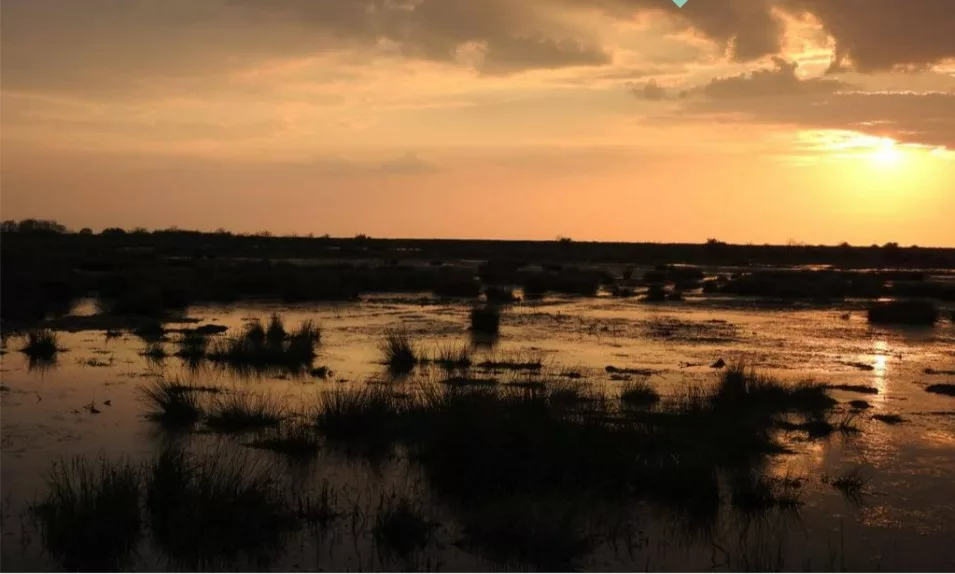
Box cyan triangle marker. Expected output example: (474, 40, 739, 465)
(672, 0, 688, 7)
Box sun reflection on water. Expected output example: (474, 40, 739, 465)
(871, 340, 889, 399)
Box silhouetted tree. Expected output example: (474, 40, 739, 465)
(78, 228, 94, 235)
(2, 219, 68, 233)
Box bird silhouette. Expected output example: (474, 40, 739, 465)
(87, 402, 101, 414)
(104, 400, 112, 406)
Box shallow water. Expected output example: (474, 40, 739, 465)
(2, 293, 955, 571)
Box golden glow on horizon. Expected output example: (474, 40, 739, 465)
(870, 139, 903, 169)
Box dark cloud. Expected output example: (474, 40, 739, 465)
(675, 58, 955, 148)
(701, 58, 851, 99)
(782, 0, 955, 73)
(679, 87, 955, 149)
(573, 0, 784, 62)
(1, 0, 953, 97)
(580, 0, 955, 70)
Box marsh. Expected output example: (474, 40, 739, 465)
(2, 237, 954, 571)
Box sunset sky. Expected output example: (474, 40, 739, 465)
(2, 0, 954, 245)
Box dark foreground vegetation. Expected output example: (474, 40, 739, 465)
(3, 223, 955, 328)
(30, 362, 861, 571)
(867, 299, 939, 325)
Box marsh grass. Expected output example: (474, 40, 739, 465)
(174, 331, 208, 360)
(313, 387, 408, 454)
(31, 456, 141, 571)
(823, 469, 868, 504)
(713, 363, 835, 414)
(424, 343, 472, 372)
(146, 447, 296, 569)
(138, 378, 206, 426)
(133, 321, 166, 342)
(442, 376, 499, 387)
(778, 411, 859, 439)
(484, 286, 520, 304)
(372, 494, 435, 558)
(141, 341, 168, 360)
(248, 424, 321, 459)
(205, 392, 285, 433)
(20, 329, 59, 359)
(867, 299, 938, 325)
(456, 495, 596, 569)
(297, 480, 340, 527)
(547, 380, 597, 407)
(208, 315, 320, 372)
(470, 305, 501, 334)
(379, 329, 418, 373)
(620, 380, 661, 406)
(305, 366, 836, 565)
(477, 350, 543, 372)
(729, 472, 804, 515)
(310, 365, 331, 378)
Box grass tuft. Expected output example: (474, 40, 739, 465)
(620, 380, 661, 406)
(20, 329, 59, 359)
(297, 480, 340, 527)
(314, 386, 403, 447)
(373, 495, 434, 558)
(249, 424, 321, 459)
(146, 447, 296, 569)
(713, 362, 836, 414)
(867, 299, 938, 325)
(428, 343, 472, 371)
(379, 329, 418, 374)
(207, 315, 320, 372)
(470, 305, 501, 334)
(138, 377, 206, 426)
(729, 472, 804, 515)
(477, 350, 543, 372)
(141, 341, 168, 360)
(31, 456, 141, 572)
(174, 331, 208, 361)
(823, 469, 868, 503)
(205, 392, 285, 433)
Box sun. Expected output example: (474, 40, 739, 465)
(870, 138, 902, 168)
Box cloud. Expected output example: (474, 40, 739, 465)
(580, 0, 955, 70)
(782, 0, 955, 73)
(231, 0, 612, 75)
(700, 58, 851, 99)
(629, 79, 669, 101)
(672, 76, 955, 149)
(3, 0, 953, 100)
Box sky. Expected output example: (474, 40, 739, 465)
(2, 0, 954, 246)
